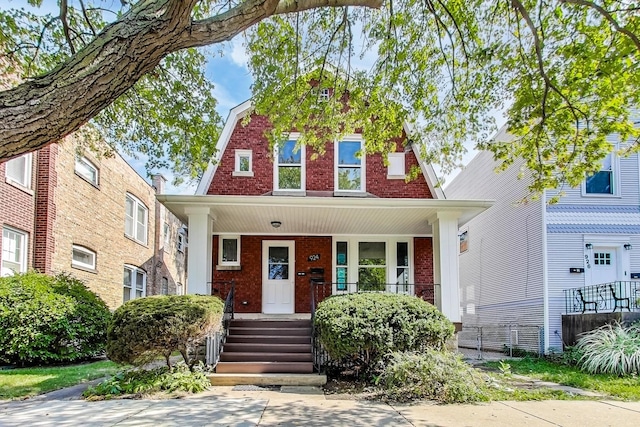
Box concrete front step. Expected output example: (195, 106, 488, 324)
(222, 343, 312, 353)
(226, 335, 311, 344)
(215, 361, 314, 374)
(229, 327, 312, 336)
(208, 373, 327, 386)
(230, 319, 311, 328)
(220, 352, 314, 362)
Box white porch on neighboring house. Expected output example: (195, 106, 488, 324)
(157, 194, 492, 324)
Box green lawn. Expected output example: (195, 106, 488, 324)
(0, 360, 121, 400)
(485, 357, 640, 400)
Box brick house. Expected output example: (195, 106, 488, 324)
(158, 100, 492, 325)
(0, 135, 186, 309)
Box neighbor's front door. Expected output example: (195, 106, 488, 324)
(591, 246, 619, 285)
(262, 240, 295, 314)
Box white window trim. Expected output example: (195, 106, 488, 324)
(5, 153, 33, 189)
(273, 133, 306, 194)
(233, 149, 254, 177)
(125, 193, 149, 245)
(334, 134, 366, 194)
(1, 226, 28, 276)
(123, 264, 147, 302)
(387, 152, 406, 179)
(75, 156, 99, 186)
(331, 236, 413, 294)
(218, 235, 241, 266)
(71, 245, 96, 270)
(581, 149, 621, 197)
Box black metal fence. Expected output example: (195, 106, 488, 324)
(563, 281, 640, 314)
(309, 281, 439, 373)
(205, 280, 235, 366)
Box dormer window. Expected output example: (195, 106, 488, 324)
(335, 136, 365, 192)
(274, 135, 305, 193)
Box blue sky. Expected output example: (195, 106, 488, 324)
(3, 1, 494, 194)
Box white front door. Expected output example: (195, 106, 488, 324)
(591, 247, 619, 285)
(262, 241, 295, 314)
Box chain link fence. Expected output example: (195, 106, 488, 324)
(458, 324, 544, 359)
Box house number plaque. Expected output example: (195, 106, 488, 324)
(308, 254, 320, 262)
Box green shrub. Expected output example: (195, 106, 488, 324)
(314, 293, 454, 371)
(376, 350, 487, 403)
(0, 272, 111, 365)
(83, 362, 210, 399)
(106, 295, 224, 368)
(575, 323, 640, 376)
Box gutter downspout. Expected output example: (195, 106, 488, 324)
(541, 189, 550, 354)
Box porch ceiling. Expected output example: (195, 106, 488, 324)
(156, 195, 493, 235)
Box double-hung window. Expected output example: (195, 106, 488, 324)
(123, 265, 146, 302)
(1, 227, 27, 276)
(125, 193, 148, 244)
(75, 156, 99, 186)
(5, 153, 32, 188)
(274, 137, 305, 192)
(584, 151, 618, 196)
(358, 242, 386, 290)
(335, 136, 365, 192)
(219, 236, 240, 266)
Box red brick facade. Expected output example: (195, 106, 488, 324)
(212, 234, 434, 313)
(207, 114, 433, 198)
(33, 145, 58, 273)
(0, 153, 38, 271)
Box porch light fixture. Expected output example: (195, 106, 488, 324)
(624, 243, 632, 250)
(270, 221, 282, 229)
(585, 243, 593, 250)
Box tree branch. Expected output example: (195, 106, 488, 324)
(179, 0, 382, 49)
(559, 0, 640, 53)
(60, 0, 76, 55)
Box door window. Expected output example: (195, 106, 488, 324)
(268, 246, 289, 280)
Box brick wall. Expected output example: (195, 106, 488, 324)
(0, 152, 38, 271)
(150, 175, 187, 296)
(207, 114, 433, 198)
(213, 235, 332, 313)
(414, 237, 435, 304)
(212, 235, 435, 313)
(34, 145, 58, 273)
(49, 137, 156, 309)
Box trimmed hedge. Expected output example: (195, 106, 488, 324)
(0, 272, 111, 365)
(106, 295, 224, 368)
(314, 293, 454, 370)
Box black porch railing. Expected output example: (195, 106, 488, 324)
(563, 281, 640, 314)
(205, 280, 235, 366)
(309, 281, 439, 373)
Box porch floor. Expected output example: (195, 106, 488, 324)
(233, 313, 312, 320)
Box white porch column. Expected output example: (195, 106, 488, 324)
(185, 207, 214, 295)
(431, 212, 461, 323)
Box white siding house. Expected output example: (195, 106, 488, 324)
(447, 126, 640, 352)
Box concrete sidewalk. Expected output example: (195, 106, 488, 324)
(1, 387, 639, 426)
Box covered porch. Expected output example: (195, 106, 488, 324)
(157, 194, 492, 324)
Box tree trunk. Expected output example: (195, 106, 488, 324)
(0, 0, 382, 160)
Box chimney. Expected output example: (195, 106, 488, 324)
(151, 174, 167, 194)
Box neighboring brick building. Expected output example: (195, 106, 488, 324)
(159, 100, 492, 325)
(0, 135, 186, 309)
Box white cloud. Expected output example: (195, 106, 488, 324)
(211, 81, 245, 116)
(229, 36, 249, 69)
